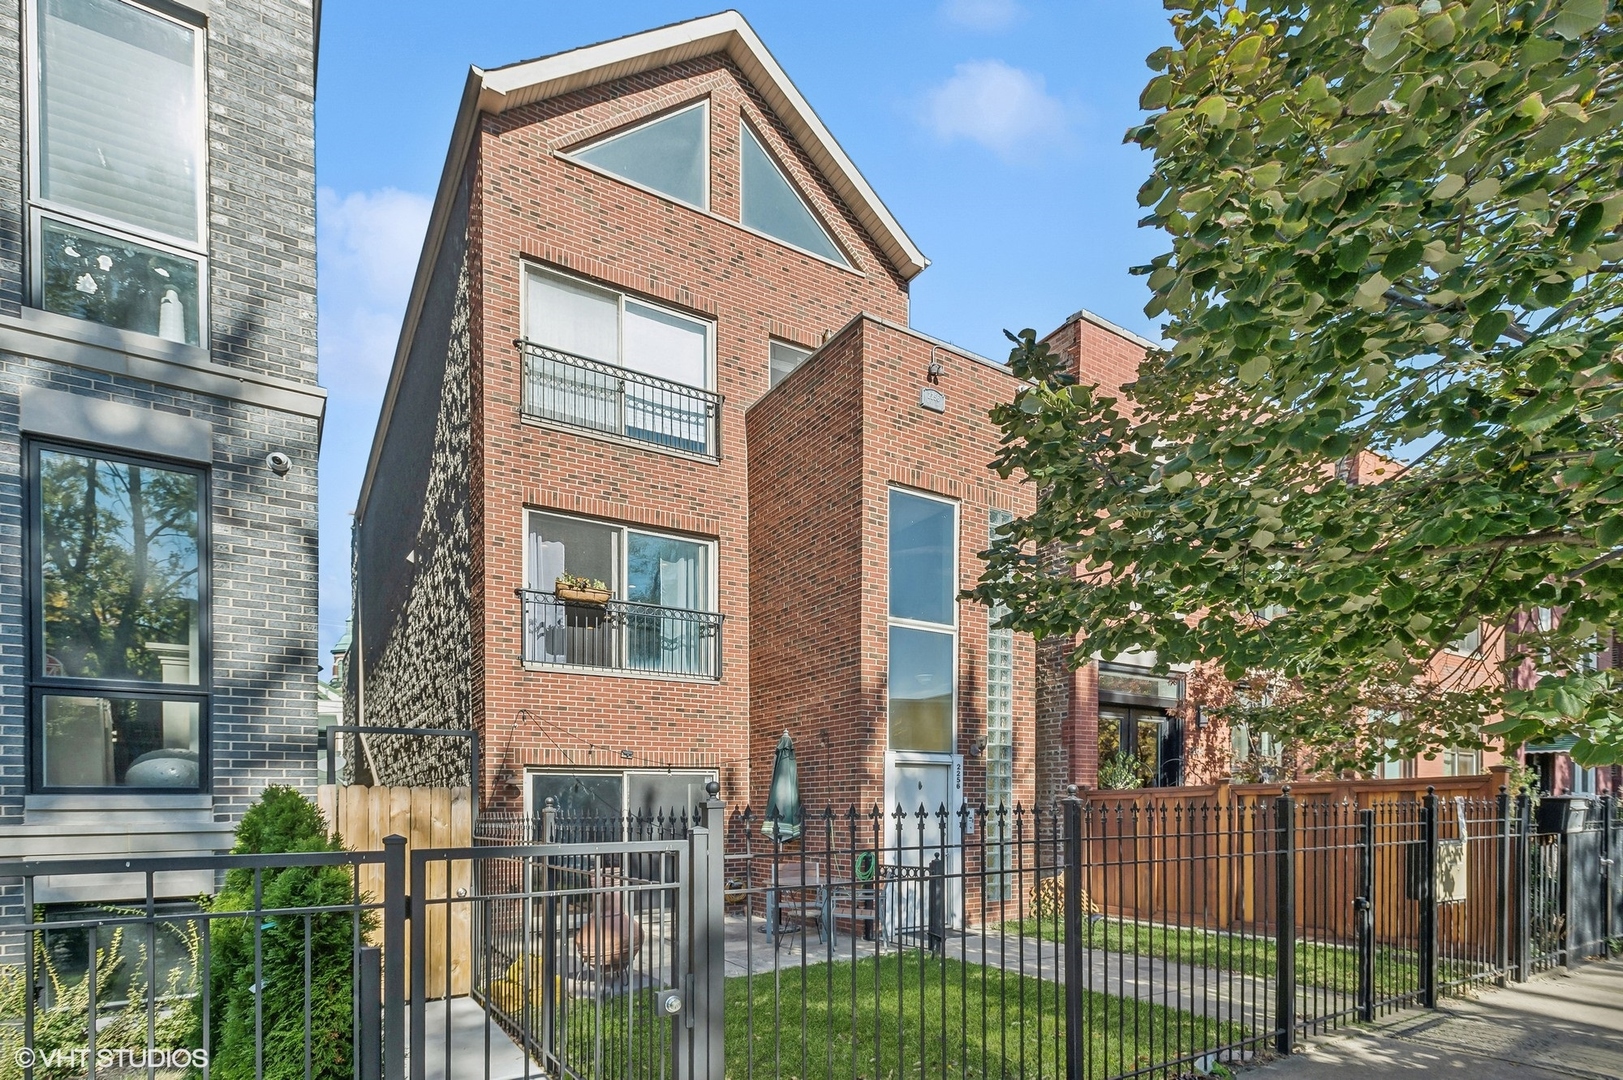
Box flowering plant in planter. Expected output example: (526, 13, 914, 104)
(554, 573, 612, 605)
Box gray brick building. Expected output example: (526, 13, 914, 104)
(0, 0, 322, 905)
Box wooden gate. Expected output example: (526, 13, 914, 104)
(317, 784, 473, 998)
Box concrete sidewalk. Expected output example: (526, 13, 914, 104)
(1253, 961, 1623, 1079)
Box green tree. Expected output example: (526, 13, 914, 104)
(205, 788, 371, 1080)
(975, 0, 1623, 769)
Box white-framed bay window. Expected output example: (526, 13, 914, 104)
(28, 0, 207, 346)
(521, 265, 719, 456)
(522, 510, 720, 678)
(888, 488, 958, 755)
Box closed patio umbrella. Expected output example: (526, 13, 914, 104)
(762, 731, 803, 841)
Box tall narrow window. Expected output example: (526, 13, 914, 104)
(739, 123, 848, 266)
(985, 510, 1015, 898)
(31, 0, 206, 344)
(888, 489, 957, 754)
(566, 102, 708, 209)
(30, 443, 208, 791)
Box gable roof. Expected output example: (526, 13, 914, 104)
(479, 10, 926, 280)
(358, 11, 925, 519)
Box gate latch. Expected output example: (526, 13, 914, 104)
(657, 987, 684, 1020)
(1352, 896, 1370, 912)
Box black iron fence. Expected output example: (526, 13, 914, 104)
(518, 589, 724, 679)
(0, 790, 1614, 1080)
(0, 847, 385, 1080)
(518, 339, 722, 458)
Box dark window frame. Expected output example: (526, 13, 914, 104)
(25, 437, 211, 794)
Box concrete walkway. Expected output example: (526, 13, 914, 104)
(1252, 961, 1623, 1079)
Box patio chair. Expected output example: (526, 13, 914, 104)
(770, 861, 825, 950)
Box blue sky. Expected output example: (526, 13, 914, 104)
(313, 0, 1174, 671)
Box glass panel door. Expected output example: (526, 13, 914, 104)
(1135, 715, 1166, 786)
(526, 513, 617, 666)
(623, 301, 709, 451)
(525, 271, 621, 431)
(625, 532, 708, 673)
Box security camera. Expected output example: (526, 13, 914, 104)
(266, 451, 292, 475)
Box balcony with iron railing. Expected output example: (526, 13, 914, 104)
(518, 339, 722, 458)
(518, 589, 723, 679)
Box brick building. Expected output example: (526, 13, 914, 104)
(1037, 311, 1514, 790)
(0, 0, 323, 902)
(349, 11, 1037, 871)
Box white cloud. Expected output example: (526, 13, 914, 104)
(315, 186, 431, 668)
(940, 0, 1024, 31)
(317, 186, 431, 394)
(921, 60, 1069, 160)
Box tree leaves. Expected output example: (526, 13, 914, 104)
(978, 0, 1623, 769)
(1550, 0, 1608, 40)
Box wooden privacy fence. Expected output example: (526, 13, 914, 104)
(317, 784, 473, 999)
(1072, 772, 1506, 943)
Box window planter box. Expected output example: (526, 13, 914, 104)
(555, 584, 612, 606)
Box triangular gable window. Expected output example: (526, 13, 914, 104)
(568, 102, 709, 209)
(740, 123, 848, 266)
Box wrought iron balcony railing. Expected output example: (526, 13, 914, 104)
(518, 589, 723, 679)
(518, 339, 722, 458)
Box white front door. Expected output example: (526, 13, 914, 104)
(884, 755, 962, 930)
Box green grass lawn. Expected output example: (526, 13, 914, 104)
(1002, 915, 1424, 998)
(561, 954, 1248, 1080)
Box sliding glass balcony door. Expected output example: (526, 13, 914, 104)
(522, 268, 717, 455)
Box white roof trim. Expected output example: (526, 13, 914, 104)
(358, 12, 929, 520)
(480, 10, 926, 281)
(1055, 308, 1161, 352)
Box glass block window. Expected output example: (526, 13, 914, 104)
(985, 508, 1015, 900)
(567, 101, 708, 209)
(740, 123, 848, 265)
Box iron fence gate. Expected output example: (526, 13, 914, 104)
(0, 789, 1614, 1080)
(389, 796, 726, 1080)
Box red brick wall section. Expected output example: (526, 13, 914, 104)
(744, 317, 1038, 817)
(745, 319, 869, 816)
(466, 57, 911, 811)
(854, 320, 1038, 815)
(1033, 313, 1150, 792)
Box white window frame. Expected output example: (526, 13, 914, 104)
(1446, 619, 1483, 656)
(737, 117, 852, 269)
(520, 263, 716, 393)
(523, 508, 718, 613)
(1441, 746, 1482, 776)
(768, 338, 815, 388)
(522, 766, 719, 819)
(25, 0, 210, 329)
(886, 486, 959, 758)
(562, 99, 711, 211)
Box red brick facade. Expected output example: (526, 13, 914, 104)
(356, 19, 1037, 822)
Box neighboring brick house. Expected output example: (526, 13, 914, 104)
(349, 10, 1037, 881)
(1036, 311, 1512, 789)
(0, 0, 323, 906)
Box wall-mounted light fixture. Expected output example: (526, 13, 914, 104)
(969, 736, 987, 758)
(927, 345, 946, 384)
